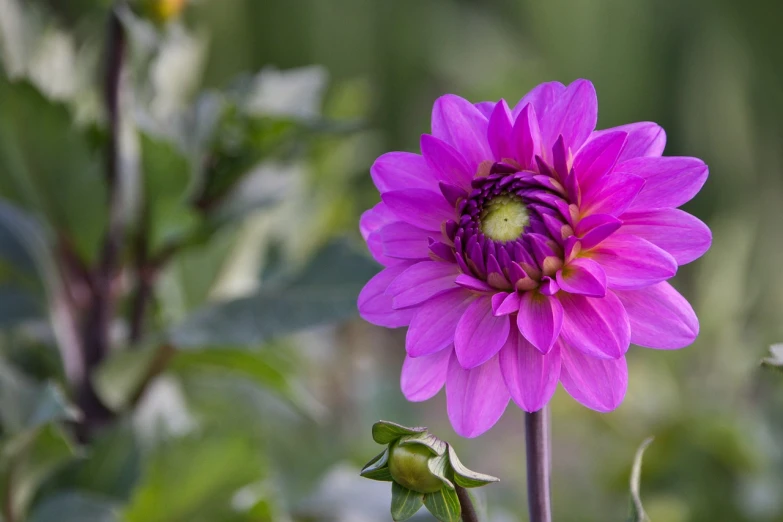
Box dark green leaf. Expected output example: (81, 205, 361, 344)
(169, 240, 379, 347)
(28, 491, 120, 522)
(0, 283, 43, 327)
(390, 481, 424, 521)
(628, 437, 654, 522)
(447, 445, 499, 488)
(92, 345, 163, 412)
(423, 486, 461, 522)
(371, 420, 427, 445)
(0, 201, 39, 278)
(360, 447, 393, 482)
(140, 133, 199, 254)
(0, 79, 105, 263)
(761, 344, 783, 372)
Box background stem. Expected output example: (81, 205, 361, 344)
(525, 407, 552, 522)
(455, 485, 479, 522)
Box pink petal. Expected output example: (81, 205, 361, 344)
(382, 188, 455, 232)
(617, 156, 709, 210)
(512, 81, 566, 119)
(517, 292, 564, 354)
(487, 100, 514, 161)
(370, 152, 435, 193)
(614, 282, 699, 349)
(420, 135, 473, 190)
(406, 289, 475, 357)
(455, 296, 511, 369)
(455, 274, 494, 293)
(556, 258, 607, 297)
(499, 328, 561, 412)
(380, 222, 434, 260)
(540, 79, 597, 154)
(560, 341, 628, 412)
(359, 202, 396, 241)
(589, 234, 677, 290)
(580, 173, 645, 217)
(511, 103, 541, 170)
(559, 291, 630, 359)
(619, 208, 712, 265)
(572, 130, 627, 192)
(401, 347, 452, 402)
(387, 261, 459, 309)
(431, 94, 492, 173)
(474, 101, 495, 118)
(358, 263, 418, 328)
(589, 122, 666, 162)
(575, 214, 622, 250)
(446, 352, 510, 438)
(493, 291, 521, 316)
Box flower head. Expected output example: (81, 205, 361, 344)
(358, 80, 711, 438)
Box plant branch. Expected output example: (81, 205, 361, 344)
(525, 407, 552, 522)
(455, 485, 479, 522)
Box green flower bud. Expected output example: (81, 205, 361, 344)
(388, 441, 443, 493)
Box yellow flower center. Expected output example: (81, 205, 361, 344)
(480, 194, 529, 242)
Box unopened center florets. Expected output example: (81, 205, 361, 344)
(479, 194, 529, 242)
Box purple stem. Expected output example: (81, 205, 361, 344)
(525, 407, 552, 522)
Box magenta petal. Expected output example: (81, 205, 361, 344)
(500, 328, 561, 412)
(614, 282, 699, 349)
(382, 188, 455, 231)
(580, 173, 645, 216)
(517, 292, 564, 354)
(619, 209, 712, 265)
(401, 347, 452, 402)
(431, 94, 492, 172)
(617, 156, 709, 210)
(371, 152, 435, 193)
(454, 296, 511, 369)
(512, 81, 566, 119)
(511, 104, 542, 169)
(420, 135, 474, 190)
(572, 131, 627, 191)
(387, 261, 459, 309)
(380, 222, 433, 260)
(575, 214, 622, 249)
(494, 291, 522, 316)
(406, 289, 475, 357)
(590, 234, 677, 290)
(474, 101, 495, 118)
(358, 263, 418, 328)
(488, 100, 514, 160)
(559, 291, 630, 359)
(590, 122, 666, 162)
(556, 258, 607, 297)
(540, 79, 597, 154)
(560, 341, 627, 412)
(446, 352, 510, 438)
(455, 274, 494, 293)
(360, 202, 396, 241)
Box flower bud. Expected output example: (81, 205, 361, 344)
(387, 441, 443, 494)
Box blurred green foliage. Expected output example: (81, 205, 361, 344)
(0, 0, 782, 521)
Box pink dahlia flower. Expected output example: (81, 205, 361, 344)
(358, 79, 711, 438)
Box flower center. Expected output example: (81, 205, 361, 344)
(479, 194, 529, 242)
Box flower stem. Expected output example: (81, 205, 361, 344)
(455, 485, 479, 522)
(525, 407, 552, 522)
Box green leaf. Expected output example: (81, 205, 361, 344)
(360, 447, 393, 482)
(371, 421, 427, 445)
(92, 344, 166, 412)
(28, 491, 120, 522)
(0, 363, 81, 433)
(390, 481, 424, 521)
(1, 424, 80, 520)
(140, 132, 199, 254)
(447, 445, 499, 488)
(761, 344, 783, 372)
(0, 283, 44, 327)
(169, 240, 379, 347)
(423, 486, 461, 522)
(628, 437, 654, 522)
(397, 431, 447, 456)
(426, 452, 454, 490)
(0, 201, 39, 278)
(0, 78, 106, 263)
(123, 433, 266, 522)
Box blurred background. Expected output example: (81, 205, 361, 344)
(1, 0, 783, 521)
